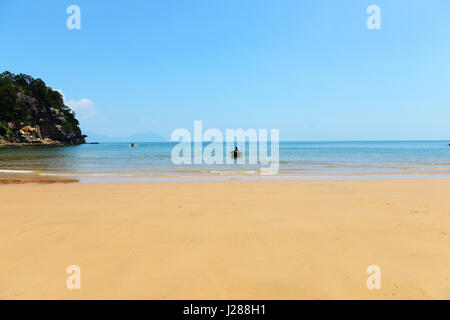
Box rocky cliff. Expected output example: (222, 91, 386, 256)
(0, 72, 86, 145)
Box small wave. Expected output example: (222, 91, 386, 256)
(383, 166, 419, 170)
(39, 172, 137, 177)
(0, 169, 33, 174)
(208, 170, 258, 175)
(168, 170, 207, 173)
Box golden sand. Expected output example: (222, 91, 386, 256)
(1, 179, 449, 299)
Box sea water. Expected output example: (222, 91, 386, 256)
(0, 141, 449, 182)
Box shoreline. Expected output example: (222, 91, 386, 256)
(0, 141, 82, 147)
(1, 179, 450, 299)
(1, 170, 450, 185)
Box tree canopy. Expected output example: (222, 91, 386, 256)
(0, 71, 80, 135)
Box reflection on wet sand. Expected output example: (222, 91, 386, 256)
(0, 177, 78, 184)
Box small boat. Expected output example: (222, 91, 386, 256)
(231, 150, 242, 159)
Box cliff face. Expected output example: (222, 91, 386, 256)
(0, 72, 85, 145)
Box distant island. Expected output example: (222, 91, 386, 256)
(0, 71, 85, 146)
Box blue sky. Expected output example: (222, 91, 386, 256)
(1, 0, 449, 140)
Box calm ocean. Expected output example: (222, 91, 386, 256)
(0, 141, 449, 182)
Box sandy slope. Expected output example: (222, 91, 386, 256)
(1, 180, 449, 299)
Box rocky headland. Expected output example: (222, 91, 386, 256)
(0, 72, 86, 146)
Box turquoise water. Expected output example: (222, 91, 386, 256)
(0, 141, 449, 181)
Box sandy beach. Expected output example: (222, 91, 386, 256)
(1, 179, 449, 299)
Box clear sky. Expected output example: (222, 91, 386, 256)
(1, 0, 449, 140)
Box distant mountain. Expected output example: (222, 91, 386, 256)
(85, 131, 165, 143)
(0, 71, 85, 145)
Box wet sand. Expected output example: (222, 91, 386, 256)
(1, 179, 449, 299)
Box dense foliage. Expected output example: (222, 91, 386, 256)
(0, 71, 82, 141)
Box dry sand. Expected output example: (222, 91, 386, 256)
(1, 179, 449, 299)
